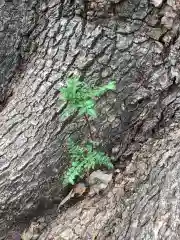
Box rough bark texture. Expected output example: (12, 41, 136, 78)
(37, 123, 180, 240)
(1, 0, 180, 238)
(0, 0, 41, 107)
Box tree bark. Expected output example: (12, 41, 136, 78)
(1, 0, 180, 238)
(38, 123, 180, 240)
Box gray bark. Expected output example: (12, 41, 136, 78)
(38, 123, 180, 240)
(0, 0, 41, 107)
(1, 0, 180, 238)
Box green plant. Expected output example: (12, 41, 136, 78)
(59, 76, 116, 186)
(63, 139, 113, 185)
(59, 76, 115, 119)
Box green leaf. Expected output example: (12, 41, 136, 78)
(87, 108, 97, 117)
(62, 139, 114, 186)
(72, 161, 79, 167)
(68, 176, 75, 185)
(59, 76, 116, 120)
(105, 81, 116, 90)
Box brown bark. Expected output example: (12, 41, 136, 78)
(1, 0, 180, 238)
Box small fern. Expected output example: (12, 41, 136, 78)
(63, 139, 113, 186)
(59, 76, 116, 119)
(59, 76, 116, 186)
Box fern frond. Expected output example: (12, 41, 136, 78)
(59, 76, 116, 119)
(90, 81, 116, 97)
(63, 140, 113, 186)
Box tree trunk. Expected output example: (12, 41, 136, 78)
(38, 123, 180, 240)
(1, 0, 180, 238)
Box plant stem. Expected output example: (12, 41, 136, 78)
(84, 114, 93, 141)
